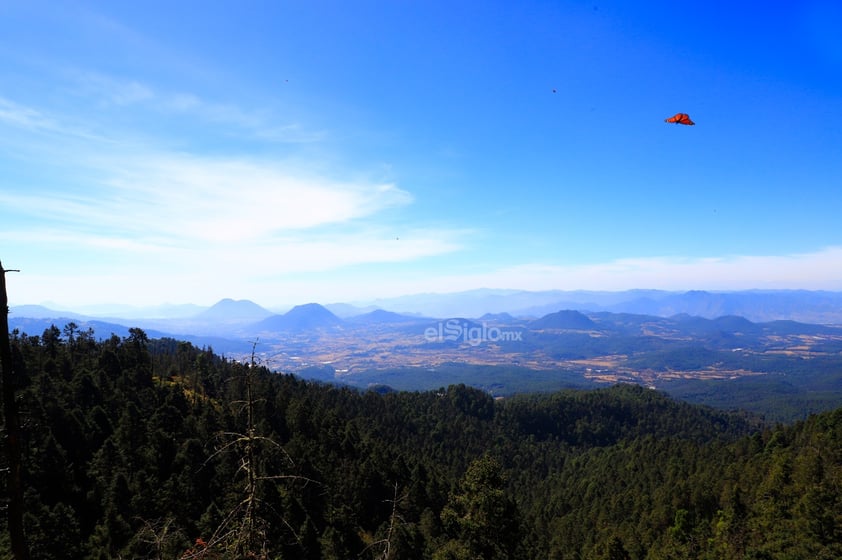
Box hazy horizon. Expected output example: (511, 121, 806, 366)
(11, 286, 842, 319)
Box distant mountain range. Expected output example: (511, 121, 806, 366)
(345, 309, 430, 325)
(360, 289, 842, 324)
(10, 291, 842, 421)
(10, 289, 842, 344)
(15, 289, 842, 325)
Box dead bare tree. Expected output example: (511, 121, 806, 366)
(0, 261, 29, 560)
(185, 340, 318, 559)
(133, 516, 186, 560)
(361, 481, 408, 560)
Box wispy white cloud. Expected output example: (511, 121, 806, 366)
(96, 78, 155, 106)
(0, 97, 56, 130)
(0, 96, 106, 141)
(68, 71, 324, 143)
(3, 150, 417, 241)
(0, 96, 466, 306)
(0, 88, 409, 244)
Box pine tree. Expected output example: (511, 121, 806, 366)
(436, 454, 523, 560)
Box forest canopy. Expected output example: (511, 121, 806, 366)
(1, 326, 840, 559)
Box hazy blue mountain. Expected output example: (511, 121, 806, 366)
(360, 289, 842, 324)
(604, 290, 842, 323)
(8, 316, 169, 340)
(252, 303, 343, 331)
(669, 314, 763, 336)
(13, 289, 842, 326)
(587, 312, 667, 334)
(7, 316, 252, 353)
(530, 310, 597, 330)
(345, 309, 429, 325)
(324, 302, 380, 318)
(364, 288, 575, 318)
(194, 298, 274, 322)
(9, 305, 81, 319)
(477, 312, 518, 323)
(615, 290, 729, 317)
(71, 302, 207, 319)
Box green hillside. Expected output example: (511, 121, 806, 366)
(2, 327, 841, 559)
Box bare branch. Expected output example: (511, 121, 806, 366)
(189, 336, 317, 558)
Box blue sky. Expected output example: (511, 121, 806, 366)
(2, 1, 841, 309)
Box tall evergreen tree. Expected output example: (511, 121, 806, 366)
(437, 454, 523, 560)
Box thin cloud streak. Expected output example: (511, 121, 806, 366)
(98, 154, 414, 242)
(0, 156, 412, 243)
(69, 71, 325, 143)
(0, 96, 107, 142)
(3, 150, 434, 262)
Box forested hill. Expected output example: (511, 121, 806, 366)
(2, 327, 841, 559)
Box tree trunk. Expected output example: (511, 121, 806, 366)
(0, 261, 30, 560)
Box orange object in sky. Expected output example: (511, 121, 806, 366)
(665, 113, 695, 125)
